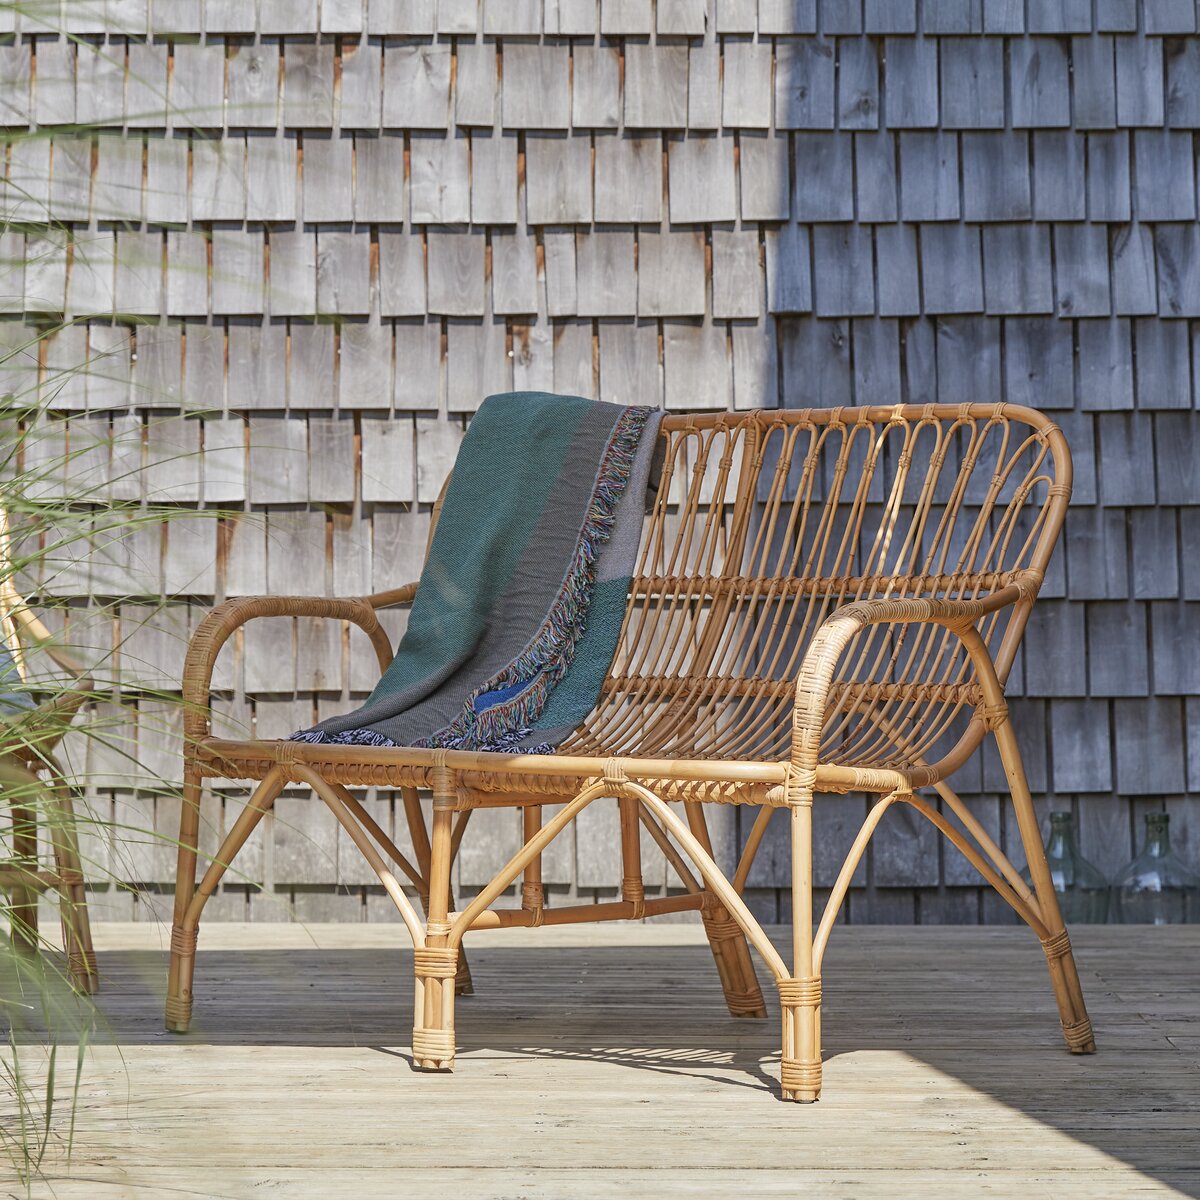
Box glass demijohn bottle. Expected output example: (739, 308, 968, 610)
(1112, 813, 1200, 925)
(1022, 811, 1110, 924)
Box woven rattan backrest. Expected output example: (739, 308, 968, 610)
(560, 404, 1071, 769)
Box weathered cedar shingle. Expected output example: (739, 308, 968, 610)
(353, 133, 405, 223)
(1053, 224, 1111, 317)
(1155, 411, 1200, 504)
(382, 43, 451, 128)
(302, 133, 352, 223)
(502, 45, 570, 130)
(940, 37, 1005, 128)
(269, 231, 317, 316)
(717, 0, 757, 32)
(598, 319, 661, 408)
(409, 132, 470, 224)
(1135, 129, 1197, 220)
(425, 232, 485, 316)
(315, 230, 370, 315)
(739, 133, 790, 220)
(1004, 318, 1074, 409)
(594, 134, 662, 223)
(776, 39, 836, 129)
(922, 0, 982, 34)
(1072, 35, 1117, 129)
(339, 41, 382, 128)
(1155, 224, 1200, 317)
(664, 320, 730, 411)
(758, 0, 817, 33)
(0, 43, 30, 125)
(378, 231, 426, 316)
(668, 134, 737, 223)
(283, 42, 335, 127)
(573, 47, 620, 129)
(687, 42, 721, 131)
(1115, 697, 1186, 795)
(455, 43, 496, 128)
(711, 229, 761, 319)
(1135, 318, 1192, 408)
(576, 231, 637, 318)
(854, 129, 897, 222)
(211, 231, 264, 315)
(144, 135, 189, 225)
(935, 316, 1001, 405)
(1130, 509, 1179, 601)
(172, 43, 225, 127)
(1012, 37, 1070, 129)
(600, 0, 653, 34)
(191, 136, 247, 221)
(812, 225, 874, 317)
(1145, 0, 1197, 35)
(544, 231, 577, 315)
(865, 0, 917, 33)
(961, 132, 1032, 221)
(919, 224, 983, 313)
(624, 46, 688, 129)
(114, 231, 162, 317)
(446, 317, 510, 412)
(1115, 35, 1165, 126)
(983, 0, 1024, 33)
(470, 132, 519, 225)
(982, 224, 1053, 315)
(288, 321, 336, 408)
(1086, 131, 1131, 221)
(792, 132, 854, 221)
(394, 319, 441, 408)
(899, 131, 959, 221)
(723, 41, 773, 128)
(779, 317, 852, 407)
(1032, 131, 1086, 221)
(1049, 699, 1113, 793)
(339, 318, 393, 410)
(821, 0, 864, 34)
(491, 228, 539, 315)
(637, 229, 705, 317)
(765, 224, 813, 313)
(1165, 37, 1200, 126)
(1151, 604, 1200, 696)
(1112, 223, 1158, 314)
(852, 318, 901, 406)
(246, 135, 296, 222)
(875, 224, 921, 315)
(1077, 317, 1133, 409)
(1027, 0, 1092, 33)
(1094, 412, 1154, 505)
(525, 134, 592, 224)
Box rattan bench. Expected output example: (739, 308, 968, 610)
(166, 402, 1094, 1102)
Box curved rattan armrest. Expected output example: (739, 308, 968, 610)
(788, 585, 1030, 787)
(181, 595, 399, 745)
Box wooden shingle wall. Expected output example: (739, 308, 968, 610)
(3, 0, 1199, 924)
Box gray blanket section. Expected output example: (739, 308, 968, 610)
(308, 400, 628, 746)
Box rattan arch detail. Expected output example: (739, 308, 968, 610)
(166, 403, 1094, 1102)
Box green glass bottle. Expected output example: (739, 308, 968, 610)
(1112, 813, 1200, 925)
(1021, 811, 1110, 924)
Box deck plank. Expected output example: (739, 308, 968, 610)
(4, 926, 1197, 1198)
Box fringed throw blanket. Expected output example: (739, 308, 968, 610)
(292, 392, 663, 753)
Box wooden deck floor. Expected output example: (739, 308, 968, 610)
(3, 922, 1198, 1199)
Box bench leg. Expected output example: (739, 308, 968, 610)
(413, 801, 457, 1070)
(701, 900, 768, 1018)
(781, 795, 822, 1102)
(43, 773, 98, 995)
(683, 801, 767, 1019)
(9, 803, 39, 956)
(997, 719, 1096, 1055)
(402, 787, 473, 997)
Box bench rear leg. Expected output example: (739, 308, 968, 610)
(996, 718, 1096, 1055)
(684, 802, 767, 1020)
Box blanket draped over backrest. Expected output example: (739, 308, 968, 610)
(292, 392, 663, 752)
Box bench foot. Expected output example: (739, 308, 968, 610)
(779, 975, 822, 1102)
(412, 946, 458, 1070)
